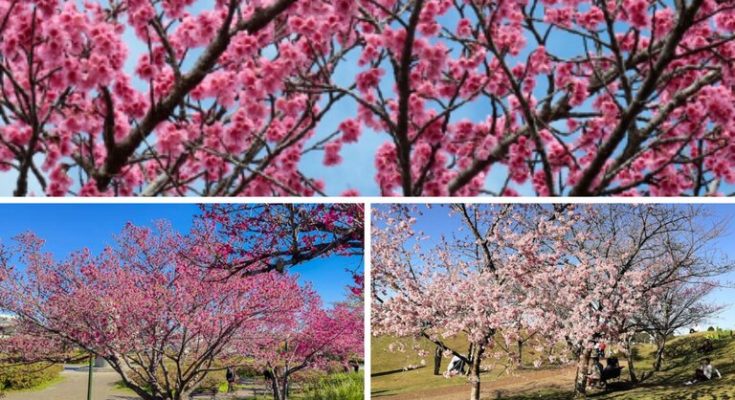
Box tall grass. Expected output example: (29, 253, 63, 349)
(300, 372, 363, 400)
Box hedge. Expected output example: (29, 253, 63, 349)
(0, 362, 63, 391)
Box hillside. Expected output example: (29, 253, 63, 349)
(372, 331, 735, 399)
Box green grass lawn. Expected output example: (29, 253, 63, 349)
(372, 332, 735, 399)
(372, 334, 563, 397)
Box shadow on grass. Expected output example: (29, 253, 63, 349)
(493, 384, 639, 400)
(492, 390, 573, 400)
(371, 365, 426, 377)
(371, 389, 400, 398)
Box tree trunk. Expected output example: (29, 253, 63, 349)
(271, 374, 287, 400)
(574, 348, 592, 398)
(468, 345, 485, 400)
(464, 343, 474, 376)
(518, 340, 523, 367)
(281, 377, 289, 400)
(434, 345, 442, 375)
(625, 337, 638, 384)
(653, 336, 666, 371)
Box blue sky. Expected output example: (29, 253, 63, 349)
(0, 204, 361, 306)
(374, 203, 735, 330)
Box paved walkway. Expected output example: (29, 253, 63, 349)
(2, 367, 279, 400)
(3, 366, 139, 400)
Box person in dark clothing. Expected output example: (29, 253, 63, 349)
(700, 339, 714, 353)
(602, 357, 623, 382)
(226, 367, 236, 393)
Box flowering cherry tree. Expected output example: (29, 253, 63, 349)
(640, 280, 722, 372)
(2, 0, 735, 196)
(0, 223, 325, 400)
(340, 0, 735, 196)
(247, 291, 364, 400)
(0, 0, 357, 196)
(372, 204, 733, 399)
(372, 204, 576, 400)
(544, 205, 734, 396)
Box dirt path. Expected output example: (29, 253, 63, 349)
(376, 365, 577, 400)
(3, 367, 139, 400)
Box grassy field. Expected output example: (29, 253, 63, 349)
(372, 331, 735, 399)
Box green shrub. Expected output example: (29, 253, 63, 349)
(300, 372, 363, 400)
(235, 363, 262, 378)
(0, 362, 63, 390)
(127, 366, 225, 395)
(196, 375, 222, 394)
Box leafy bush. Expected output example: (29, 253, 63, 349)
(235, 363, 262, 378)
(0, 362, 63, 390)
(197, 375, 222, 394)
(300, 372, 363, 400)
(127, 367, 225, 395)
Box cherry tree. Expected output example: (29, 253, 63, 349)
(517, 205, 733, 396)
(372, 204, 734, 399)
(2, 0, 735, 196)
(247, 290, 364, 400)
(641, 280, 721, 372)
(0, 0, 358, 196)
(335, 0, 735, 196)
(196, 203, 364, 276)
(0, 224, 313, 400)
(372, 204, 575, 400)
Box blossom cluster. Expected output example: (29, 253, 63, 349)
(1, 0, 734, 195)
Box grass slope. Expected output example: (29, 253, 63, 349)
(372, 332, 735, 399)
(372, 334, 566, 398)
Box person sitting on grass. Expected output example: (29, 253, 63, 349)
(685, 358, 722, 385)
(443, 355, 465, 378)
(602, 357, 623, 382)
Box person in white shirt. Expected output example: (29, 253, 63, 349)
(685, 358, 722, 385)
(702, 358, 722, 380)
(444, 355, 465, 378)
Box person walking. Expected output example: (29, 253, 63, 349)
(226, 367, 236, 393)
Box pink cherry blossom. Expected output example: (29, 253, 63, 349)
(373, 204, 731, 399)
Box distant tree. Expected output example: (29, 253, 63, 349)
(642, 282, 721, 371)
(555, 205, 733, 395)
(248, 295, 363, 400)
